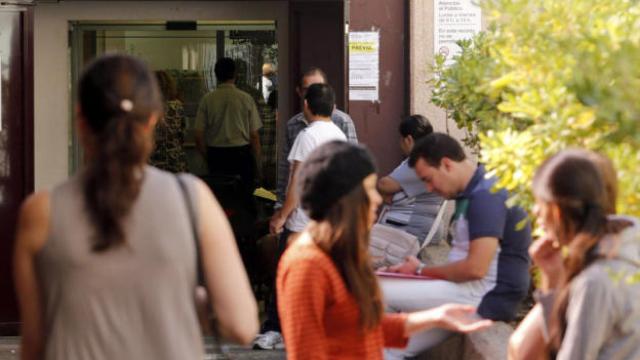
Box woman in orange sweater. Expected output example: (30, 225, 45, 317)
(277, 141, 492, 359)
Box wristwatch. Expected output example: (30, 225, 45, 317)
(415, 262, 426, 276)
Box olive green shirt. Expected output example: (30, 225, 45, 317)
(195, 83, 262, 147)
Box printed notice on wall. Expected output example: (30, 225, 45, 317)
(434, 0, 482, 66)
(349, 31, 379, 102)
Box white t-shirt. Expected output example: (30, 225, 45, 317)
(285, 120, 347, 232)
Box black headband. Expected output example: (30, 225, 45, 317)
(298, 141, 376, 221)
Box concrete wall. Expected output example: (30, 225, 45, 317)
(33, 1, 288, 190)
(410, 0, 463, 138)
(409, 0, 486, 151)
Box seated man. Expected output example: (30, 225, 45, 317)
(381, 133, 531, 359)
(377, 115, 443, 245)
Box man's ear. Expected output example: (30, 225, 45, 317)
(441, 157, 452, 171)
(296, 86, 303, 98)
(407, 135, 415, 149)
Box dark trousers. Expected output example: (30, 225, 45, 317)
(206, 145, 256, 193)
(261, 227, 294, 333)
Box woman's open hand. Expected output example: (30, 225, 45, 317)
(404, 304, 493, 336)
(431, 304, 493, 333)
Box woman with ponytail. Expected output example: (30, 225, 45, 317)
(508, 149, 640, 360)
(14, 54, 258, 360)
(277, 141, 492, 359)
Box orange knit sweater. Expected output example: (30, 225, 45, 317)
(277, 239, 408, 359)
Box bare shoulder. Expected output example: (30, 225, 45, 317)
(16, 191, 51, 253)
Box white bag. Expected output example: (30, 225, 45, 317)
(369, 223, 420, 268)
(369, 200, 449, 269)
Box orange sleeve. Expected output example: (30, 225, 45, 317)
(381, 313, 409, 348)
(277, 257, 331, 360)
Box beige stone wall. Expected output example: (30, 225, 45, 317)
(33, 1, 288, 190)
(409, 0, 485, 157)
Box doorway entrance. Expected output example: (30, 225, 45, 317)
(69, 21, 279, 188)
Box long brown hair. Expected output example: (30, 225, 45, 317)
(78, 55, 162, 251)
(532, 149, 631, 351)
(308, 184, 384, 330)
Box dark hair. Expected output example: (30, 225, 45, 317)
(154, 70, 178, 101)
(399, 114, 433, 140)
(304, 83, 335, 117)
(79, 54, 162, 252)
(408, 132, 466, 168)
(214, 57, 236, 82)
(532, 149, 631, 352)
(299, 142, 382, 330)
(299, 67, 327, 87)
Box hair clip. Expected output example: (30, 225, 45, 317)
(120, 99, 134, 112)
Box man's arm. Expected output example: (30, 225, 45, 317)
(377, 176, 402, 204)
(14, 192, 50, 360)
(421, 237, 498, 281)
(275, 121, 295, 206)
(249, 130, 262, 172)
(389, 237, 499, 282)
(195, 129, 206, 157)
(378, 176, 402, 196)
(270, 161, 300, 234)
(333, 111, 358, 143)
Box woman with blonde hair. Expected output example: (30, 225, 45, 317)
(14, 54, 258, 360)
(277, 141, 492, 359)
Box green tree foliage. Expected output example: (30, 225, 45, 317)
(432, 0, 640, 217)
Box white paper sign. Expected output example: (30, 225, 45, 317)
(434, 0, 482, 66)
(349, 31, 379, 102)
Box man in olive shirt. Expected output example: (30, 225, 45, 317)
(195, 57, 262, 192)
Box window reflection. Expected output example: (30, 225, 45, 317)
(71, 23, 278, 189)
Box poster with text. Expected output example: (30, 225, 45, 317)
(349, 31, 379, 102)
(434, 0, 482, 66)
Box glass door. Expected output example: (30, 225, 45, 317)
(69, 21, 278, 188)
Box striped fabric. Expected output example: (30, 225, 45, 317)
(277, 239, 408, 359)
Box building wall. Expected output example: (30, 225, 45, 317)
(348, 0, 408, 176)
(33, 1, 289, 190)
(409, 0, 485, 150)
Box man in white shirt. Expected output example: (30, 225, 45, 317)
(253, 83, 347, 349)
(253, 83, 346, 350)
(270, 83, 347, 234)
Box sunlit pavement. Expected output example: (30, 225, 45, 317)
(0, 337, 286, 360)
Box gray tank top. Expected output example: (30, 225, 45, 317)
(36, 166, 203, 360)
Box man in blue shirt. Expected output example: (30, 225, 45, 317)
(382, 133, 531, 359)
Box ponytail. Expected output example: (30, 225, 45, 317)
(78, 55, 161, 252)
(548, 204, 631, 351)
(84, 113, 151, 251)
